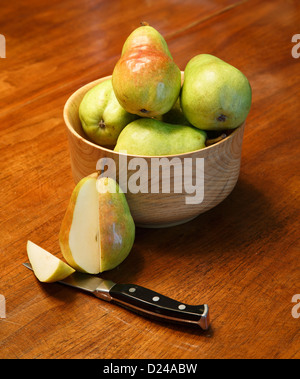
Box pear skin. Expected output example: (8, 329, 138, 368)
(79, 79, 138, 147)
(112, 24, 181, 117)
(97, 177, 135, 272)
(155, 98, 192, 126)
(181, 54, 252, 130)
(114, 118, 207, 156)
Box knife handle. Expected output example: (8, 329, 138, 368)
(108, 283, 210, 330)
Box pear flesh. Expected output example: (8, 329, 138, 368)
(59, 175, 135, 274)
(27, 240, 75, 283)
(79, 79, 137, 147)
(114, 118, 207, 156)
(63, 177, 100, 274)
(112, 25, 181, 117)
(181, 54, 252, 130)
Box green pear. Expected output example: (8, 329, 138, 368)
(79, 79, 138, 147)
(112, 23, 181, 117)
(114, 118, 207, 156)
(181, 54, 252, 130)
(96, 176, 136, 272)
(155, 98, 192, 126)
(59, 174, 135, 274)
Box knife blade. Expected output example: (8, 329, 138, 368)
(23, 262, 210, 330)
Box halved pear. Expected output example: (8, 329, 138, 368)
(59, 174, 135, 274)
(27, 240, 75, 283)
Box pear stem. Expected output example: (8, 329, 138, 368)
(140, 21, 149, 26)
(206, 133, 227, 146)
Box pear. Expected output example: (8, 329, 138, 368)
(114, 118, 207, 156)
(155, 98, 192, 126)
(112, 23, 181, 117)
(27, 240, 75, 283)
(181, 54, 252, 130)
(59, 174, 135, 274)
(79, 79, 138, 147)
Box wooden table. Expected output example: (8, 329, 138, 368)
(1, 0, 299, 359)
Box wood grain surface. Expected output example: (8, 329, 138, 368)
(0, 0, 299, 359)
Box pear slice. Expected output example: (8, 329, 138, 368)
(59, 174, 135, 274)
(27, 240, 75, 283)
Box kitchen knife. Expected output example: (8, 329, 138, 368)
(23, 262, 210, 330)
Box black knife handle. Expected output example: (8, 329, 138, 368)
(109, 283, 210, 330)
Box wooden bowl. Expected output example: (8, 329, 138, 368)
(63, 75, 245, 228)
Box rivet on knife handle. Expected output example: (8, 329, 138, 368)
(101, 283, 210, 330)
